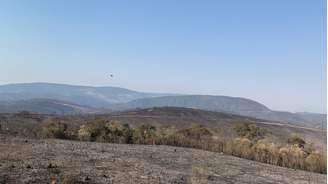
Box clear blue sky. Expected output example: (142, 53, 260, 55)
(0, 0, 326, 113)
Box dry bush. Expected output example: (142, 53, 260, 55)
(104, 120, 133, 143)
(277, 145, 306, 169)
(303, 143, 315, 154)
(278, 146, 290, 167)
(42, 119, 68, 139)
(78, 119, 108, 142)
(77, 124, 91, 141)
(230, 138, 253, 159)
(265, 142, 280, 165)
(288, 145, 307, 169)
(158, 124, 215, 150)
(287, 134, 306, 148)
(305, 152, 326, 173)
(252, 141, 271, 163)
(177, 124, 213, 140)
(156, 125, 177, 138)
(234, 122, 267, 141)
(132, 124, 157, 144)
(75, 121, 327, 174)
(78, 119, 132, 143)
(220, 135, 326, 173)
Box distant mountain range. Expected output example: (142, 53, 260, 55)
(110, 95, 326, 128)
(0, 83, 171, 107)
(0, 83, 325, 128)
(0, 99, 101, 115)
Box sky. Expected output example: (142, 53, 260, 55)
(0, 0, 326, 113)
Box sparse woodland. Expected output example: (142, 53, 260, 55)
(38, 118, 326, 174)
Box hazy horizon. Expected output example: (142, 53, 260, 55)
(0, 81, 325, 114)
(0, 0, 326, 113)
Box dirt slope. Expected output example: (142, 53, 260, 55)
(0, 135, 325, 184)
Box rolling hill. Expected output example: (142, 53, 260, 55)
(0, 83, 325, 128)
(0, 83, 171, 108)
(0, 99, 102, 115)
(111, 95, 326, 128)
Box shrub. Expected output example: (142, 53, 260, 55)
(157, 125, 177, 138)
(265, 142, 280, 165)
(230, 138, 253, 159)
(132, 124, 157, 144)
(305, 152, 326, 173)
(287, 134, 306, 148)
(233, 122, 267, 141)
(253, 141, 271, 163)
(176, 124, 212, 140)
(278, 146, 290, 167)
(159, 124, 214, 150)
(104, 120, 133, 143)
(76, 121, 326, 174)
(78, 119, 107, 142)
(78, 119, 132, 143)
(42, 119, 68, 139)
(303, 143, 315, 154)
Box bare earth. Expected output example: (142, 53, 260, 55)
(0, 135, 326, 184)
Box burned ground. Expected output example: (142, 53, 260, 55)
(0, 135, 326, 184)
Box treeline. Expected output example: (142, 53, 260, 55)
(41, 119, 326, 174)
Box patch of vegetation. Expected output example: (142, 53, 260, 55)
(176, 124, 212, 140)
(287, 134, 306, 148)
(43, 120, 326, 174)
(42, 119, 68, 139)
(78, 119, 132, 143)
(132, 124, 157, 144)
(233, 122, 267, 141)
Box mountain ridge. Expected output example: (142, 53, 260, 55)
(0, 98, 103, 114)
(0, 82, 172, 107)
(0, 82, 325, 128)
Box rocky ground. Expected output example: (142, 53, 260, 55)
(0, 135, 326, 184)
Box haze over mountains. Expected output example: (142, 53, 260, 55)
(0, 83, 325, 128)
(0, 83, 170, 107)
